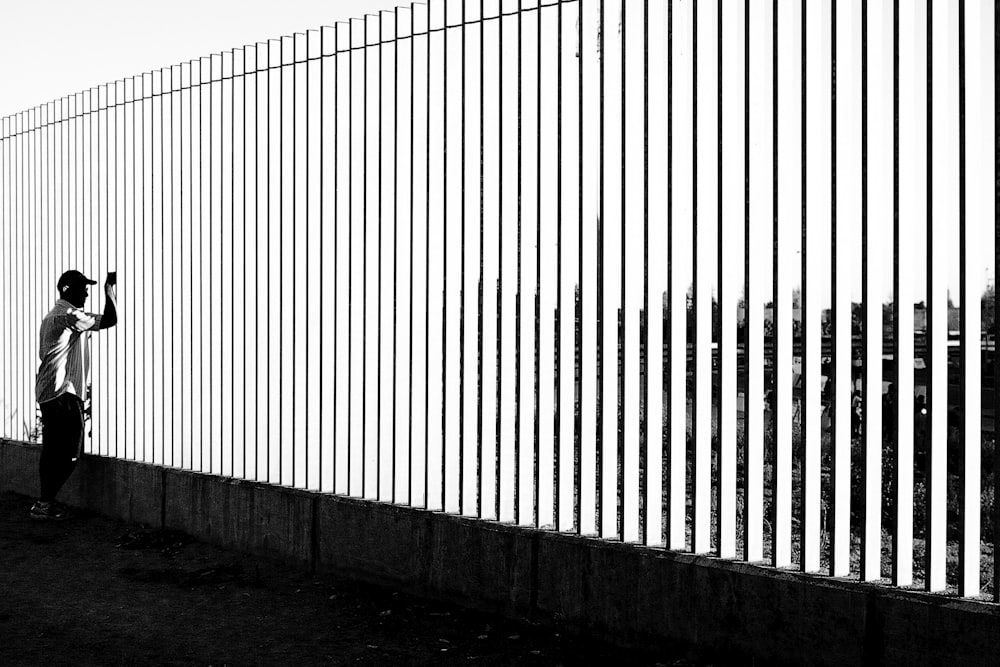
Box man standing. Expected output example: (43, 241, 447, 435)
(31, 269, 117, 520)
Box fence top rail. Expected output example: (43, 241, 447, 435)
(0, 0, 575, 135)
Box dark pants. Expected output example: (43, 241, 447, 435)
(39, 393, 85, 502)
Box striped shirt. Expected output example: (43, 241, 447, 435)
(35, 299, 103, 404)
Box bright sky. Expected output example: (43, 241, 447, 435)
(0, 0, 402, 119)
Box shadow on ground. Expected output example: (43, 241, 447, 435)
(0, 492, 705, 666)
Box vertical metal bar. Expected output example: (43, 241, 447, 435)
(621, 0, 644, 543)
(694, 0, 718, 557)
(294, 39, 309, 486)
(195, 64, 203, 471)
(400, 12, 414, 503)
(692, 0, 702, 556)
(424, 8, 433, 511)
(254, 49, 263, 481)
(375, 16, 388, 501)
(514, 0, 524, 526)
(666, 0, 676, 549)
(234, 48, 247, 479)
(28, 107, 35, 451)
(477, 0, 486, 519)
(348, 22, 355, 496)
(892, 0, 914, 589)
(771, 0, 785, 570)
(551, 0, 567, 532)
(745, 0, 764, 564)
(325, 29, 335, 492)
(305, 33, 310, 490)
(241, 51, 249, 481)
(829, 0, 841, 577)
(332, 28, 343, 493)
(30, 106, 36, 451)
(927, 0, 952, 593)
(375, 15, 383, 502)
(377, 14, 389, 503)
(0, 116, 3, 438)
(831, 0, 854, 579)
(957, 0, 973, 596)
(105, 86, 111, 458)
(779, 0, 800, 571)
(443, 2, 450, 515)
(329, 27, 336, 493)
(238, 54, 251, 486)
(461, 0, 470, 517)
(266, 43, 275, 483)
(1, 118, 4, 440)
(0, 117, 6, 438)
(595, 0, 605, 539)
(6, 113, 10, 442)
(995, 0, 1000, 606)
(97, 90, 103, 456)
(2, 118, 6, 441)
(22, 108, 27, 445)
(16, 110, 21, 442)
(143, 71, 150, 465)
(178, 71, 187, 470)
(718, 0, 738, 561)
(16, 109, 20, 444)
(619, 0, 628, 543)
(10, 111, 14, 441)
(480, 0, 494, 521)
(576, 0, 585, 536)
(957, 0, 982, 598)
(131, 78, 139, 463)
(91, 93, 96, 451)
(163, 73, 171, 466)
(409, 8, 416, 507)
(498, 0, 506, 523)
(639, 0, 647, 545)
(37, 104, 43, 452)
(673, 0, 694, 552)
(278, 40, 286, 486)
(311, 34, 320, 491)
(860, 0, 876, 583)
(645, 0, 666, 549)
(24, 106, 28, 445)
(108, 87, 115, 460)
(214, 57, 227, 483)
(392, 14, 397, 501)
(926, 0, 939, 591)
(535, 0, 543, 530)
(282, 38, 291, 487)
(161, 71, 168, 468)
(335, 24, 347, 495)
(802, 0, 826, 575)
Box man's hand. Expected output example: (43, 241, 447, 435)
(99, 271, 118, 329)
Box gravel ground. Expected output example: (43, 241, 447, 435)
(0, 491, 710, 666)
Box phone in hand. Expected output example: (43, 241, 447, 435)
(107, 271, 117, 286)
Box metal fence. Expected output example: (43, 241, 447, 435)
(1, 0, 998, 600)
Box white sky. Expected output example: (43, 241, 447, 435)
(0, 0, 403, 118)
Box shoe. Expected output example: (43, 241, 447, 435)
(30, 501, 68, 521)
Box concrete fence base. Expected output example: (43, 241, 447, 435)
(2, 438, 998, 665)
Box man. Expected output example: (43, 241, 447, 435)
(31, 269, 117, 520)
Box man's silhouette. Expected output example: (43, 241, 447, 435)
(31, 270, 117, 520)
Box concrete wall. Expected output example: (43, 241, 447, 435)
(3, 438, 999, 666)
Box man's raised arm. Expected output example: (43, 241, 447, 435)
(98, 272, 117, 330)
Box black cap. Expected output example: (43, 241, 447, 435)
(57, 270, 97, 293)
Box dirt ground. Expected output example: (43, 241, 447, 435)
(0, 492, 707, 666)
